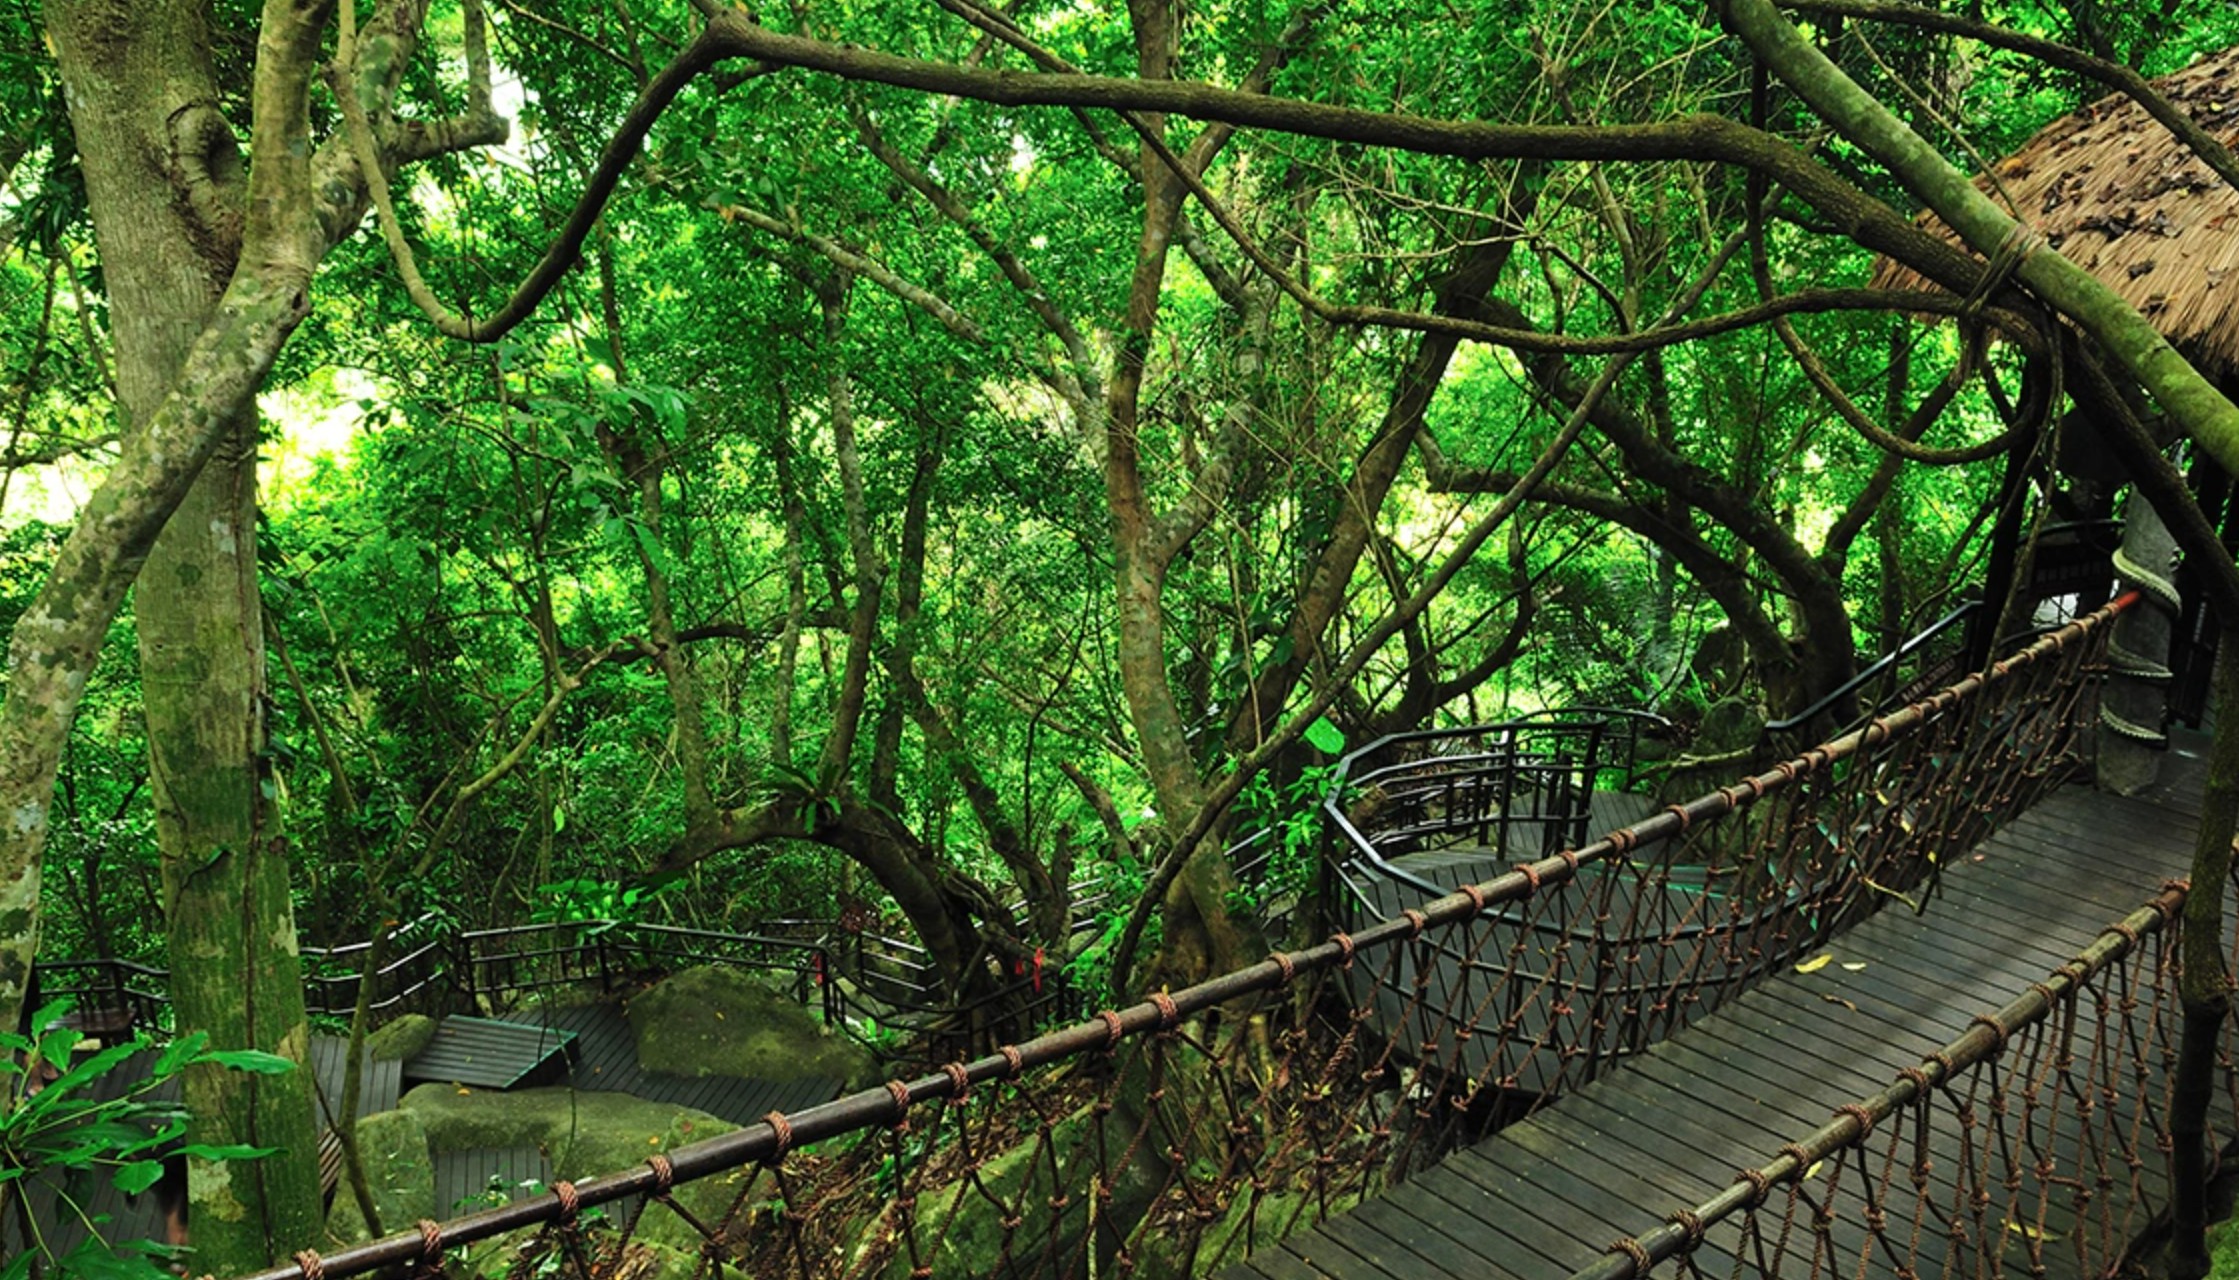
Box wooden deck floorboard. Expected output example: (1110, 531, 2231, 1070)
(1233, 737, 2215, 1280)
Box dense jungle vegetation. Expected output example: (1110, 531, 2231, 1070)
(10, 0, 2239, 1273)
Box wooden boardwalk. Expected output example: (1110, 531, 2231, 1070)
(1232, 745, 2209, 1280)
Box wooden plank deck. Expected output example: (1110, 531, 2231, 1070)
(434, 1144, 553, 1217)
(1232, 742, 2211, 1280)
(404, 1015, 579, 1089)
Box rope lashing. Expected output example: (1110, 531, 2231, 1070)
(414, 1221, 443, 1272)
(1328, 932, 1357, 968)
(1835, 1103, 1876, 1141)
(998, 1044, 1026, 1077)
(2105, 638, 2175, 682)
(2112, 543, 2181, 614)
(552, 1179, 580, 1220)
(1968, 1014, 2010, 1053)
(1959, 221, 2044, 323)
(2099, 704, 2170, 745)
(646, 1152, 676, 1196)
(1267, 951, 1297, 985)
(761, 1109, 797, 1163)
(1611, 1235, 1655, 1277)
(939, 1063, 970, 1104)
(295, 1252, 325, 1280)
(1149, 991, 1181, 1031)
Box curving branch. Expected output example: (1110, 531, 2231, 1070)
(1777, 0, 2239, 196)
(341, 7, 714, 343)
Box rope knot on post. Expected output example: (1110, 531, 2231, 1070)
(1835, 1103, 1876, 1142)
(1969, 1013, 2010, 1053)
(1666, 1208, 1707, 1251)
(764, 1110, 797, 1157)
(414, 1220, 444, 1276)
(1150, 990, 1181, 1031)
(1328, 932, 1357, 968)
(1610, 1235, 1654, 1277)
(295, 1251, 326, 1280)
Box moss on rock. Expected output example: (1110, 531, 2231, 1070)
(399, 1083, 739, 1251)
(324, 1108, 437, 1245)
(365, 1013, 437, 1062)
(627, 965, 876, 1089)
(867, 1102, 1168, 1280)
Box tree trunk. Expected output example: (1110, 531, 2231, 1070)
(47, 1, 323, 1262)
(2168, 631, 2239, 1279)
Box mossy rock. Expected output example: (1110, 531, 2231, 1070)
(365, 1013, 437, 1062)
(399, 1083, 738, 1252)
(1696, 696, 1764, 755)
(867, 1102, 1168, 1280)
(2209, 1216, 2239, 1280)
(628, 965, 877, 1089)
(324, 1108, 437, 1245)
(1135, 1185, 1364, 1280)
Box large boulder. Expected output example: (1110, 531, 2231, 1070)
(400, 1083, 737, 1252)
(365, 1013, 437, 1062)
(627, 965, 877, 1089)
(324, 1108, 437, 1245)
(857, 1101, 1168, 1280)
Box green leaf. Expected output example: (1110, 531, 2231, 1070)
(176, 1141, 281, 1161)
(1303, 716, 1346, 755)
(193, 1049, 296, 1076)
(112, 1161, 165, 1195)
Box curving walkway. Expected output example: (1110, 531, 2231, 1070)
(1231, 740, 2209, 1280)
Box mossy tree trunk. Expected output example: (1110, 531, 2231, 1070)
(45, 0, 326, 1262)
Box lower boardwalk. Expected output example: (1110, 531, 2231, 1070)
(1233, 744, 2210, 1280)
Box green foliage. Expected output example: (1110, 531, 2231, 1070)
(0, 1000, 292, 1278)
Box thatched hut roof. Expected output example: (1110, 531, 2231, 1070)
(1871, 45, 2239, 370)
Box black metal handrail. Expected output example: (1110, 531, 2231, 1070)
(1323, 707, 1673, 902)
(1764, 600, 1983, 735)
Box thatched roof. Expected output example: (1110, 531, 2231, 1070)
(1871, 44, 2239, 371)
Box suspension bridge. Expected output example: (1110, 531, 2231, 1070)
(194, 589, 2224, 1280)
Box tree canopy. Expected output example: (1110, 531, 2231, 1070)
(8, 0, 2239, 1270)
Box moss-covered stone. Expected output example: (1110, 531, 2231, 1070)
(627, 965, 876, 1089)
(365, 1013, 437, 1062)
(324, 1108, 436, 1244)
(399, 1083, 740, 1251)
(2208, 1215, 2239, 1280)
(867, 1102, 1168, 1280)
(1135, 1185, 1364, 1280)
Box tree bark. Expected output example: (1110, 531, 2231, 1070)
(45, 1, 326, 1261)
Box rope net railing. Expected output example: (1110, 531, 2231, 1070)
(244, 594, 2134, 1280)
(1566, 874, 2223, 1280)
(1324, 596, 2127, 1099)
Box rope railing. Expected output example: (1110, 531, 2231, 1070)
(1570, 876, 2203, 1280)
(238, 593, 2135, 1280)
(1324, 597, 2129, 1098)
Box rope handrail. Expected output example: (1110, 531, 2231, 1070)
(1577, 879, 2186, 1280)
(239, 591, 2138, 1280)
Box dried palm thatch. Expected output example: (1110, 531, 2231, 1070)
(1872, 45, 2239, 370)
